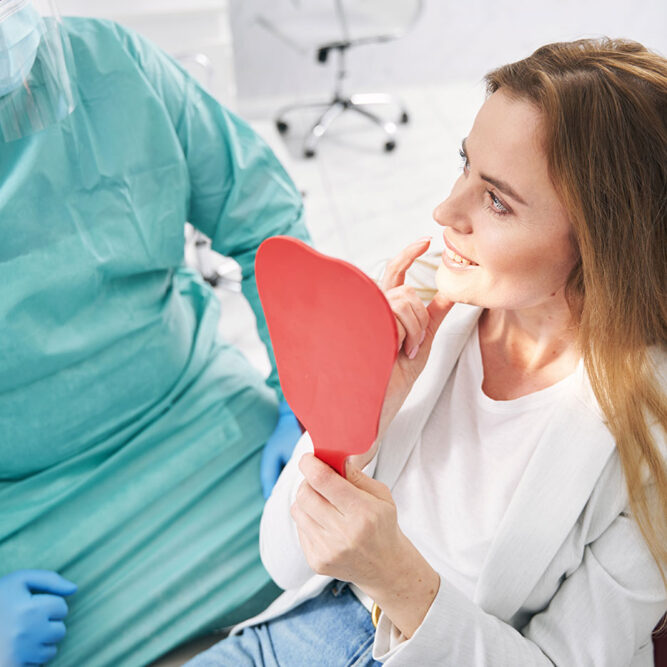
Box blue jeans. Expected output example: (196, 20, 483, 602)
(185, 581, 383, 666)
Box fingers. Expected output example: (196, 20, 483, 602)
(26, 643, 58, 665)
(427, 291, 455, 326)
(42, 620, 67, 644)
(344, 463, 393, 502)
(380, 237, 432, 291)
(23, 570, 77, 597)
(410, 294, 455, 363)
(298, 454, 360, 514)
(291, 507, 318, 557)
(293, 479, 342, 529)
(386, 286, 429, 357)
(32, 593, 69, 622)
(291, 486, 327, 534)
(290, 504, 336, 577)
(424, 293, 455, 344)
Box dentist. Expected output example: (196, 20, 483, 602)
(0, 1, 308, 665)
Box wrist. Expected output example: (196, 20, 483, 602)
(277, 400, 305, 432)
(277, 400, 293, 417)
(361, 533, 440, 638)
(377, 387, 411, 442)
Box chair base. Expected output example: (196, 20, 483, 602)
(276, 93, 409, 158)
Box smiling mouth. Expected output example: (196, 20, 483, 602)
(443, 245, 477, 267)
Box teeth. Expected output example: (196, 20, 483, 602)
(445, 246, 473, 266)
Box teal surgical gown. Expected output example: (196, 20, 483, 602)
(0, 17, 309, 667)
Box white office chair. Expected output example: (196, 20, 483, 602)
(257, 0, 424, 157)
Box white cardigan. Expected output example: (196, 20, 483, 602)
(235, 304, 666, 665)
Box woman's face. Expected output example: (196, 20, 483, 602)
(434, 90, 577, 313)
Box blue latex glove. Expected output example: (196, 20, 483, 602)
(0, 570, 77, 666)
(260, 401, 303, 499)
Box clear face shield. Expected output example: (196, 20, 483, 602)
(0, 0, 75, 142)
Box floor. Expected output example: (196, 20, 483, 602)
(151, 80, 483, 665)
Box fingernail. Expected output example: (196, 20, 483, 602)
(419, 330, 426, 345)
(408, 345, 419, 360)
(412, 236, 432, 245)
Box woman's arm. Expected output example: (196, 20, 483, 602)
(291, 454, 665, 665)
(374, 508, 666, 666)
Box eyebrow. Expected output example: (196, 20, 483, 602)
(462, 138, 528, 207)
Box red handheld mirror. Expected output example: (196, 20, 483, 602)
(256, 237, 398, 477)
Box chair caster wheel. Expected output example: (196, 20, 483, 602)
(276, 120, 289, 134)
(304, 149, 316, 158)
(400, 111, 409, 124)
(384, 141, 396, 152)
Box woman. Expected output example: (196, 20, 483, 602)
(189, 37, 666, 665)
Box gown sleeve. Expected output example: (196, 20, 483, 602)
(113, 23, 310, 396)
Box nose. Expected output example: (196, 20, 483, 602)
(433, 176, 473, 234)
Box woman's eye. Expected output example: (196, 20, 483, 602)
(487, 191, 509, 215)
(458, 148, 470, 173)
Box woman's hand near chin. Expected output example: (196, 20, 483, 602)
(347, 238, 453, 471)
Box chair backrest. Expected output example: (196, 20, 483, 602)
(257, 0, 423, 52)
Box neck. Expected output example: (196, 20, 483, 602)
(478, 296, 580, 399)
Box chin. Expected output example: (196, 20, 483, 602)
(437, 293, 483, 308)
(435, 263, 481, 307)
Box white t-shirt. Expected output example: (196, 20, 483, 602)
(388, 324, 582, 601)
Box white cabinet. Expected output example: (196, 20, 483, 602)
(57, 0, 237, 108)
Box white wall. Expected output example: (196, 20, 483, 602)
(230, 0, 667, 116)
(56, 0, 667, 118)
(58, 0, 237, 107)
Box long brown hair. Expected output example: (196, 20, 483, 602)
(486, 38, 667, 584)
